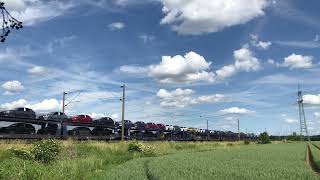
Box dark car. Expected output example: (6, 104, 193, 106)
(0, 107, 36, 119)
(37, 124, 58, 135)
(91, 127, 113, 136)
(173, 126, 181, 132)
(68, 127, 91, 136)
(116, 120, 134, 130)
(133, 121, 146, 130)
(39, 112, 68, 121)
(0, 123, 35, 134)
(93, 117, 115, 128)
(145, 122, 158, 130)
(124, 120, 134, 129)
(70, 115, 92, 124)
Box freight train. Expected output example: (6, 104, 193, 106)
(0, 107, 256, 141)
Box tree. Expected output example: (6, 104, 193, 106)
(258, 132, 271, 144)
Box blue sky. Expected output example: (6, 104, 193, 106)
(1, 0, 320, 135)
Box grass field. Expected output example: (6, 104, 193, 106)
(0, 140, 318, 180)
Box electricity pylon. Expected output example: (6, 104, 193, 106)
(297, 86, 310, 141)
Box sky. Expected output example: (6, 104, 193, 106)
(1, 0, 320, 135)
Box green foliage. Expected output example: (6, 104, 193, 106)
(128, 142, 155, 156)
(258, 132, 271, 144)
(8, 147, 33, 160)
(244, 140, 250, 145)
(31, 139, 61, 163)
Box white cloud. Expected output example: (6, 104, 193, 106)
(303, 94, 320, 105)
(27, 66, 46, 74)
(3, 0, 75, 26)
(282, 53, 314, 69)
(120, 48, 261, 84)
(267, 59, 275, 65)
(149, 51, 215, 83)
(250, 34, 272, 50)
(220, 107, 253, 114)
(160, 0, 268, 35)
(119, 65, 149, 74)
(215, 47, 261, 80)
(111, 113, 119, 119)
(108, 22, 126, 30)
(1, 80, 24, 92)
(139, 34, 155, 43)
(234, 47, 261, 72)
(157, 88, 224, 107)
(30, 99, 61, 112)
(284, 118, 298, 124)
(0, 99, 28, 110)
(88, 112, 106, 119)
(0, 98, 61, 112)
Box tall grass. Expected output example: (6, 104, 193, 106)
(0, 140, 234, 180)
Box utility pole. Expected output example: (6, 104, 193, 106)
(297, 85, 310, 141)
(238, 119, 240, 141)
(206, 119, 209, 140)
(120, 84, 126, 141)
(62, 92, 67, 113)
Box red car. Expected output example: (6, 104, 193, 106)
(156, 124, 166, 130)
(70, 115, 92, 124)
(145, 122, 157, 130)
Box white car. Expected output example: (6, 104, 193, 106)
(165, 125, 174, 131)
(181, 127, 188, 131)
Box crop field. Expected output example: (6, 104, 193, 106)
(0, 140, 319, 180)
(105, 142, 319, 180)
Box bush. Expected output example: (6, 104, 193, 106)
(258, 132, 271, 144)
(8, 147, 33, 160)
(244, 140, 250, 145)
(128, 142, 155, 156)
(31, 139, 61, 163)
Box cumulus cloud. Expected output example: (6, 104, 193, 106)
(3, 0, 75, 26)
(120, 48, 261, 84)
(282, 53, 314, 69)
(250, 34, 272, 50)
(150, 51, 215, 83)
(108, 22, 126, 30)
(27, 66, 46, 74)
(0, 99, 28, 110)
(0, 98, 61, 112)
(160, 0, 268, 35)
(157, 88, 224, 107)
(30, 99, 61, 111)
(220, 107, 253, 114)
(303, 94, 320, 105)
(215, 47, 261, 80)
(1, 80, 24, 92)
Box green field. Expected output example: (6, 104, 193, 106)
(0, 140, 319, 180)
